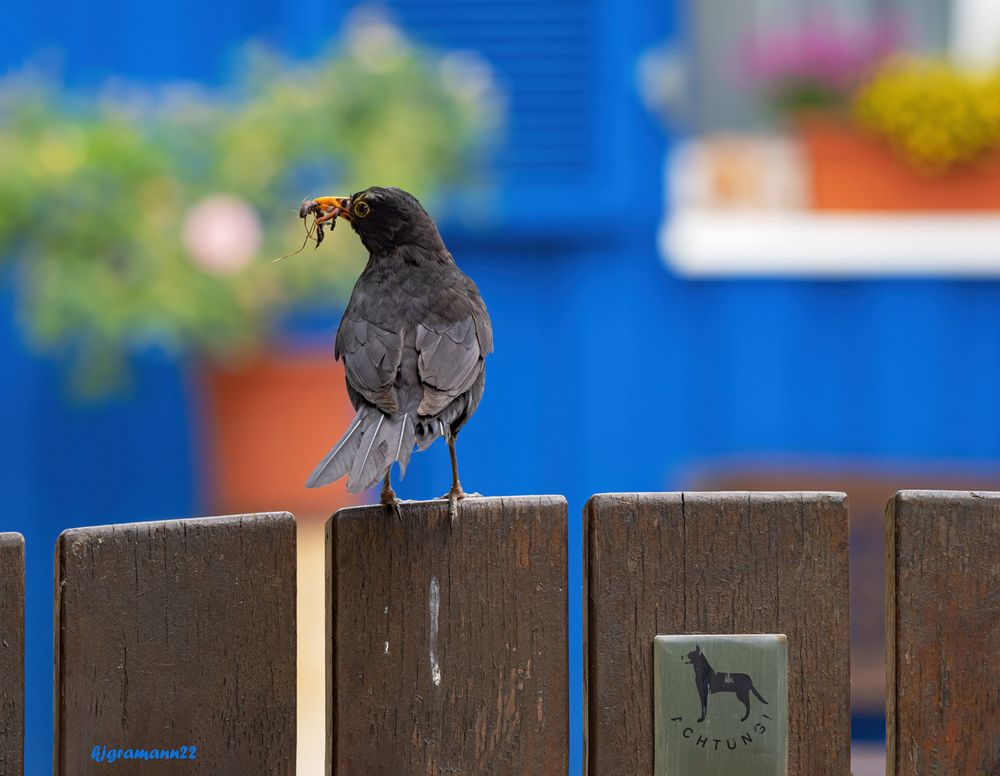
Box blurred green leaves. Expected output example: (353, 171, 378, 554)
(0, 11, 501, 394)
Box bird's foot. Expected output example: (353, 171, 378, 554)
(438, 485, 482, 524)
(381, 483, 402, 521)
(437, 489, 484, 500)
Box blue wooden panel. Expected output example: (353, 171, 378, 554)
(380, 0, 597, 178)
(0, 0, 285, 84)
(0, 291, 198, 774)
(0, 282, 45, 772)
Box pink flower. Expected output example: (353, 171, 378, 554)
(182, 195, 262, 275)
(739, 13, 906, 94)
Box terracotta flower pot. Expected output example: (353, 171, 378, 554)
(798, 117, 1000, 211)
(199, 350, 361, 516)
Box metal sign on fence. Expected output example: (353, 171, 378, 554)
(654, 634, 788, 776)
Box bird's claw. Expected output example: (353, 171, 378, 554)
(439, 487, 482, 525)
(381, 484, 402, 521)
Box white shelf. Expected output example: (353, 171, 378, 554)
(660, 209, 1000, 278)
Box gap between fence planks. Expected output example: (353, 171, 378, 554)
(585, 492, 850, 776)
(0, 533, 24, 776)
(886, 491, 1000, 776)
(327, 495, 569, 776)
(54, 513, 296, 775)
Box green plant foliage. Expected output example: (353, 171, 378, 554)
(0, 13, 501, 394)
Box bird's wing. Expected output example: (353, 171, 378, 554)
(336, 318, 403, 414)
(415, 315, 486, 417)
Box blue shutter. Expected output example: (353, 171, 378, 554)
(376, 0, 618, 232)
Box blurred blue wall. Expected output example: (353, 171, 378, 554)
(4, 0, 1000, 772)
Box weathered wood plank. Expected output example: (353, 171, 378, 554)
(55, 513, 296, 775)
(585, 492, 850, 776)
(0, 533, 24, 776)
(887, 491, 1000, 776)
(327, 496, 568, 775)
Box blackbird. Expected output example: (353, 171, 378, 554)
(301, 186, 493, 518)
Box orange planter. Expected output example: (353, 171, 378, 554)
(799, 118, 1000, 211)
(199, 350, 361, 516)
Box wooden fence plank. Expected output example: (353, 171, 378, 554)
(0, 533, 24, 776)
(887, 491, 1000, 776)
(327, 496, 568, 775)
(54, 513, 296, 775)
(585, 492, 850, 776)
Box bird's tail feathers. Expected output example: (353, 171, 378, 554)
(305, 408, 417, 493)
(304, 407, 373, 489)
(346, 411, 416, 493)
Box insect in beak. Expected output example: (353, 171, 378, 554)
(298, 196, 351, 250)
(275, 196, 348, 263)
(300, 196, 352, 225)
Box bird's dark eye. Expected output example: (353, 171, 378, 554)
(353, 201, 370, 218)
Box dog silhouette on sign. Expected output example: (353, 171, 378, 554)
(683, 644, 768, 723)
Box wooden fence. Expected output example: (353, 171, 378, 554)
(584, 492, 851, 775)
(886, 491, 1000, 776)
(0, 491, 995, 774)
(0, 534, 23, 776)
(327, 496, 568, 774)
(54, 514, 296, 774)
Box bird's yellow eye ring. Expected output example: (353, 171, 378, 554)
(353, 201, 370, 218)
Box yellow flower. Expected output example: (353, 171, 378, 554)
(854, 57, 1000, 171)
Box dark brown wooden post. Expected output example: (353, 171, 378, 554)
(0, 533, 24, 776)
(54, 513, 296, 775)
(585, 492, 850, 776)
(327, 496, 568, 775)
(886, 491, 1000, 776)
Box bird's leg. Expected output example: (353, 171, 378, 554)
(380, 471, 401, 520)
(442, 434, 480, 523)
(447, 435, 464, 500)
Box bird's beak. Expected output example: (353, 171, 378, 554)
(300, 195, 352, 224)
